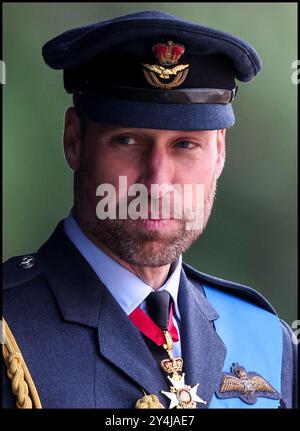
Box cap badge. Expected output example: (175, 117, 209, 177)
(142, 41, 189, 89)
(216, 363, 281, 405)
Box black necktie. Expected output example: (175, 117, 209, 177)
(146, 290, 171, 331)
(143, 291, 173, 378)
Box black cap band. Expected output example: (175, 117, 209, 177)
(76, 86, 237, 104)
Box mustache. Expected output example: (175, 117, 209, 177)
(113, 186, 205, 220)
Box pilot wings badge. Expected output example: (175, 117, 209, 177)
(142, 41, 189, 89)
(216, 363, 281, 405)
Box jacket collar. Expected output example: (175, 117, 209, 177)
(179, 266, 227, 407)
(38, 220, 103, 328)
(181, 262, 220, 321)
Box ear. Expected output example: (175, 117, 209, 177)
(63, 107, 82, 171)
(215, 128, 226, 179)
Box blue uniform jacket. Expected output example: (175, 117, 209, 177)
(2, 221, 297, 408)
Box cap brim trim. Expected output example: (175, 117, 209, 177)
(78, 95, 235, 131)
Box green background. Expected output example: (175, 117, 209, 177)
(3, 3, 297, 324)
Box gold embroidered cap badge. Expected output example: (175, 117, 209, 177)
(142, 41, 189, 89)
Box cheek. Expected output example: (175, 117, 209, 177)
(175, 155, 216, 186)
(87, 150, 139, 194)
(173, 156, 217, 208)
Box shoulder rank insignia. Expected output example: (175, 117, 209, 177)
(215, 363, 280, 405)
(142, 41, 189, 89)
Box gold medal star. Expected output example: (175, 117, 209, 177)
(161, 373, 207, 409)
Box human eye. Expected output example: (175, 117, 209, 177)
(115, 136, 137, 145)
(174, 140, 199, 149)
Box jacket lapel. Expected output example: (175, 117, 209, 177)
(38, 221, 103, 327)
(37, 221, 169, 403)
(179, 265, 227, 408)
(97, 287, 170, 402)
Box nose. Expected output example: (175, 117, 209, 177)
(140, 145, 175, 198)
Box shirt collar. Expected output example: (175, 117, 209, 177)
(64, 210, 182, 319)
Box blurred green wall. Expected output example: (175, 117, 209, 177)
(3, 3, 297, 325)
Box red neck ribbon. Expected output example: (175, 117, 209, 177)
(129, 302, 179, 346)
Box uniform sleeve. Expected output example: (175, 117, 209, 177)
(280, 319, 298, 408)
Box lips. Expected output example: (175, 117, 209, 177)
(135, 218, 178, 230)
(141, 216, 175, 221)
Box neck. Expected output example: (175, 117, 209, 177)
(73, 213, 171, 289)
(93, 238, 171, 289)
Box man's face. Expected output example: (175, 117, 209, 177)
(64, 108, 226, 267)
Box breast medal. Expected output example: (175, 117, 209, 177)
(132, 307, 207, 409)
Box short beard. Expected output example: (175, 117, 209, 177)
(74, 172, 218, 268)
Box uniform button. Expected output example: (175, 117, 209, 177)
(18, 255, 35, 269)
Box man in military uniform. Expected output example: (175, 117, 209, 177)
(2, 11, 297, 409)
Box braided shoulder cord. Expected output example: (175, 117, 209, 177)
(2, 317, 42, 409)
